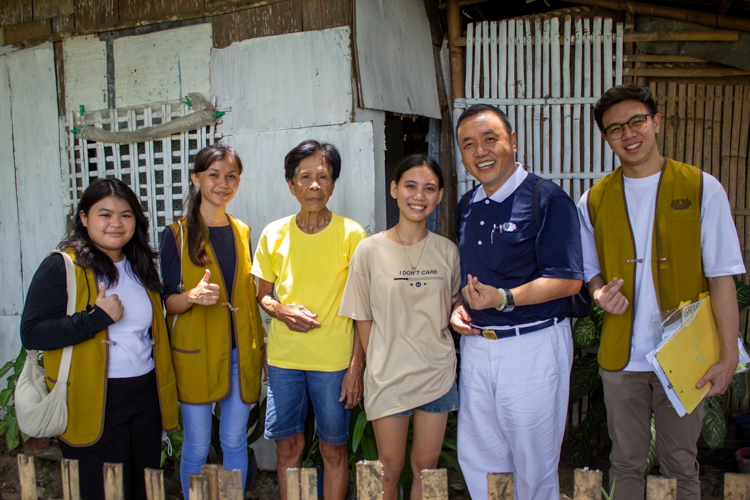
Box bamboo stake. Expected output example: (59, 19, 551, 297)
(17, 455, 36, 500)
(189, 474, 209, 500)
(145, 469, 166, 500)
(724, 472, 750, 499)
(703, 86, 715, 173)
(218, 469, 243, 500)
(201, 464, 224, 500)
(676, 84, 687, 163)
(356, 461, 384, 500)
(421, 469, 448, 500)
(730, 86, 744, 210)
(693, 84, 705, 170)
(573, 468, 602, 500)
(61, 458, 80, 500)
(685, 85, 696, 166)
(447, 0, 465, 99)
(299, 468, 317, 500)
(665, 82, 677, 159)
(721, 87, 735, 196)
(103, 463, 125, 500)
(712, 86, 724, 182)
(487, 473, 514, 500)
(646, 476, 676, 500)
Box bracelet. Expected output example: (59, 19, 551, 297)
(495, 288, 508, 312)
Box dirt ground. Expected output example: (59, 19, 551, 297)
(0, 439, 739, 499)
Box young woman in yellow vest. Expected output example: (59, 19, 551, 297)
(159, 144, 265, 495)
(20, 178, 178, 500)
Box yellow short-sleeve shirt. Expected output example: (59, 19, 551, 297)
(252, 212, 367, 371)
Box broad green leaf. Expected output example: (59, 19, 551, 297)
(0, 420, 6, 435)
(439, 450, 464, 480)
(361, 430, 378, 461)
(701, 398, 727, 450)
(736, 280, 750, 310)
(160, 449, 167, 467)
(442, 437, 457, 452)
(247, 397, 267, 446)
(590, 305, 605, 333)
(572, 317, 599, 349)
(13, 349, 27, 376)
(351, 410, 368, 453)
(6, 412, 20, 451)
(732, 372, 747, 404)
(0, 361, 14, 379)
(0, 387, 13, 407)
(569, 354, 601, 404)
(247, 397, 261, 427)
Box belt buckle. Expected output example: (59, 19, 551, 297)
(482, 330, 498, 340)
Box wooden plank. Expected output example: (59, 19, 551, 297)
(703, 85, 715, 173)
(74, 0, 116, 29)
(103, 463, 124, 500)
(550, 17, 562, 187)
(583, 18, 592, 193)
(211, 0, 300, 49)
(7, 44, 65, 295)
(573, 468, 602, 500)
(562, 16, 572, 193)
(516, 19, 525, 163)
(487, 473, 514, 500)
(474, 21, 481, 100)
(299, 468, 317, 500)
(118, 0, 203, 21)
(61, 459, 80, 500)
(525, 19, 533, 167)
(623, 30, 740, 42)
(729, 86, 743, 211)
(543, 18, 550, 175)
(33, 0, 74, 20)
(603, 18, 613, 91)
(624, 68, 750, 78)
(201, 464, 223, 500)
(573, 17, 583, 201)
(507, 19, 516, 129)
(0, 0, 32, 27)
(465, 23, 474, 99)
(189, 475, 209, 500)
(676, 84, 687, 163)
(212, 26, 354, 134)
(721, 86, 734, 196)
(490, 21, 498, 99)
(3, 19, 51, 45)
(646, 476, 676, 499)
(356, 461, 384, 500)
(685, 84, 696, 166)
(144, 469, 165, 500)
(483, 21, 490, 99)
(615, 22, 623, 85)
(737, 87, 750, 276)
(17, 455, 36, 500)
(218, 469, 243, 500)
(724, 473, 750, 500)
(421, 469, 448, 500)
(0, 55, 23, 315)
(693, 84, 706, 170)
(533, 18, 541, 174)
(712, 86, 724, 182)
(665, 82, 677, 160)
(301, 0, 349, 31)
(592, 18, 602, 175)
(624, 54, 710, 63)
(498, 21, 507, 100)
(655, 82, 667, 156)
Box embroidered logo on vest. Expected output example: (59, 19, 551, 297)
(670, 198, 692, 210)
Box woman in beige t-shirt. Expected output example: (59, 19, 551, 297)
(339, 155, 461, 500)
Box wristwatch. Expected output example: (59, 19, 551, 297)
(495, 288, 515, 312)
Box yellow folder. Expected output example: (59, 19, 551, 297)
(654, 296, 720, 414)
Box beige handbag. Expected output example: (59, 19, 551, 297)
(15, 251, 75, 438)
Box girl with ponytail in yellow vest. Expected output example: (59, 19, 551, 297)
(20, 178, 178, 500)
(159, 144, 265, 496)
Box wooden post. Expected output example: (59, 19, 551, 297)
(286, 468, 301, 500)
(573, 468, 602, 500)
(17, 454, 37, 500)
(189, 474, 209, 500)
(218, 469, 243, 500)
(61, 458, 80, 500)
(144, 468, 166, 500)
(103, 463, 125, 500)
(300, 468, 317, 500)
(421, 469, 448, 500)
(646, 475, 676, 499)
(201, 464, 224, 500)
(724, 472, 750, 499)
(447, 0, 465, 99)
(356, 461, 384, 500)
(487, 472, 514, 500)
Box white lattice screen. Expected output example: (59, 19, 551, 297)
(61, 103, 221, 246)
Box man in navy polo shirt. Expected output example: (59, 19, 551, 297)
(451, 104, 584, 500)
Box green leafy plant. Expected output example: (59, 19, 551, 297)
(0, 347, 31, 451)
(601, 479, 615, 500)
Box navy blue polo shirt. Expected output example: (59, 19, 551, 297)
(455, 167, 584, 328)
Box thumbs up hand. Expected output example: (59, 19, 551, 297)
(95, 282, 124, 322)
(188, 269, 220, 306)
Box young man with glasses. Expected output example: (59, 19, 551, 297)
(577, 84, 745, 499)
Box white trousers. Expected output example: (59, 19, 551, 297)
(457, 319, 573, 500)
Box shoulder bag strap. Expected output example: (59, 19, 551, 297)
(54, 251, 75, 386)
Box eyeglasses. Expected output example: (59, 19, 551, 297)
(603, 114, 655, 140)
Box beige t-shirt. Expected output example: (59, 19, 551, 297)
(339, 231, 460, 420)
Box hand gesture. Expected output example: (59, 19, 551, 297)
(462, 274, 503, 311)
(593, 277, 629, 315)
(187, 269, 220, 306)
(95, 282, 123, 322)
(276, 304, 321, 332)
(450, 304, 480, 336)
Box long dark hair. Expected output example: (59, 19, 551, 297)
(184, 144, 244, 267)
(393, 154, 444, 189)
(60, 178, 162, 292)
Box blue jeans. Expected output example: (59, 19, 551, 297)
(179, 349, 252, 495)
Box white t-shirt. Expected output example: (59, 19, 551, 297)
(105, 258, 155, 378)
(578, 171, 746, 371)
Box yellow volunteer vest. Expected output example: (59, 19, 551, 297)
(588, 159, 707, 371)
(166, 216, 265, 405)
(42, 249, 178, 446)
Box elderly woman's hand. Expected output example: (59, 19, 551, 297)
(275, 304, 321, 332)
